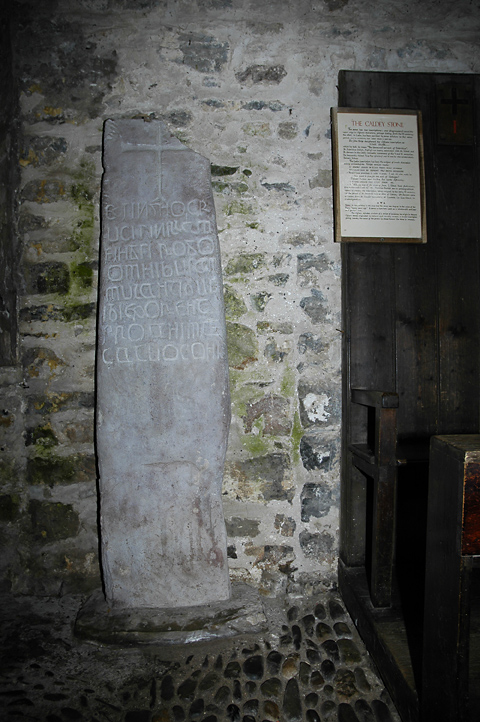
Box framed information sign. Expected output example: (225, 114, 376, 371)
(331, 108, 427, 243)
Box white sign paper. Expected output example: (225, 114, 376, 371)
(333, 110, 425, 242)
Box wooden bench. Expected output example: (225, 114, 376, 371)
(422, 435, 480, 722)
(348, 389, 399, 608)
(341, 426, 480, 721)
(349, 388, 431, 609)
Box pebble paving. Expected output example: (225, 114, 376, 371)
(0, 590, 401, 721)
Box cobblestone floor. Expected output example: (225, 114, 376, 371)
(0, 588, 401, 722)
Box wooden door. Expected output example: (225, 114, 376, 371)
(339, 71, 480, 567)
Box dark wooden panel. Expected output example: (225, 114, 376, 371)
(348, 244, 396, 394)
(339, 72, 396, 566)
(339, 70, 480, 722)
(338, 69, 390, 109)
(339, 460, 368, 566)
(394, 243, 440, 440)
(389, 74, 440, 440)
(434, 78, 480, 434)
(340, 71, 480, 442)
(351, 389, 399, 408)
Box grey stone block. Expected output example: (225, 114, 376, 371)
(97, 119, 231, 608)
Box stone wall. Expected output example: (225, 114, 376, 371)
(0, 12, 18, 366)
(1, 0, 478, 596)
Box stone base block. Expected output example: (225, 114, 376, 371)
(74, 582, 267, 645)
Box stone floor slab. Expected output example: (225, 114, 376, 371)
(74, 582, 267, 645)
(0, 586, 401, 721)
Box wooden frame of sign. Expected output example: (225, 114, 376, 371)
(331, 108, 427, 243)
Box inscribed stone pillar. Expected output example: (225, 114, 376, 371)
(97, 119, 231, 608)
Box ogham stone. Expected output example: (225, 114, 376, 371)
(96, 119, 231, 608)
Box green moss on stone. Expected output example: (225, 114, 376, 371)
(70, 158, 95, 203)
(67, 157, 96, 266)
(212, 180, 229, 192)
(173, 131, 190, 145)
(256, 321, 293, 335)
(19, 302, 94, 323)
(27, 455, 77, 486)
(281, 365, 296, 397)
(226, 322, 258, 370)
(251, 292, 271, 312)
(55, 198, 96, 312)
(290, 411, 304, 465)
(0, 460, 18, 485)
(70, 181, 93, 206)
(26, 424, 58, 451)
(225, 253, 266, 276)
(211, 165, 239, 176)
(28, 391, 94, 416)
(26, 453, 96, 487)
(28, 499, 80, 543)
(224, 285, 247, 320)
(70, 262, 93, 290)
(214, 181, 248, 195)
(0, 494, 20, 522)
(62, 303, 96, 322)
(224, 200, 253, 216)
(29, 262, 70, 295)
(69, 216, 95, 253)
(243, 430, 271, 457)
(228, 368, 241, 392)
(229, 378, 265, 417)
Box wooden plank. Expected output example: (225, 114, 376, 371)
(351, 389, 399, 408)
(340, 244, 396, 565)
(371, 464, 397, 607)
(340, 240, 366, 565)
(347, 244, 396, 395)
(340, 239, 367, 564)
(338, 560, 419, 722)
(422, 438, 475, 721)
(435, 76, 480, 434)
(376, 407, 397, 466)
(349, 388, 398, 597)
(339, 72, 395, 566)
(339, 74, 396, 433)
(338, 69, 391, 109)
(350, 444, 376, 467)
(389, 74, 440, 440)
(339, 460, 368, 566)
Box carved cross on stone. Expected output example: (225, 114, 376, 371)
(119, 121, 186, 198)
